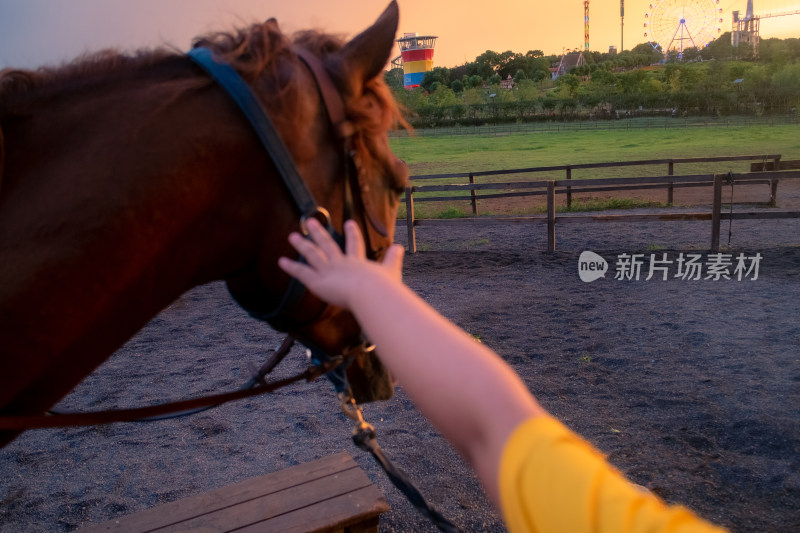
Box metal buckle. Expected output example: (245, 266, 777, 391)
(300, 206, 333, 236)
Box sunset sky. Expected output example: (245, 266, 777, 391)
(0, 0, 797, 70)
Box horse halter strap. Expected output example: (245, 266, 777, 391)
(295, 50, 355, 140)
(188, 47, 322, 221)
(295, 49, 389, 241)
(189, 46, 345, 329)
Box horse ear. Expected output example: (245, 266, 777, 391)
(337, 1, 399, 90)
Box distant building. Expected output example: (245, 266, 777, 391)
(500, 74, 514, 89)
(551, 51, 586, 80)
(609, 45, 618, 55)
(395, 33, 438, 89)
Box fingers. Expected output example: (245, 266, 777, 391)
(282, 218, 369, 277)
(344, 220, 366, 258)
(305, 217, 342, 259)
(287, 231, 329, 270)
(277, 256, 316, 284)
(382, 244, 405, 279)
(285, 218, 341, 270)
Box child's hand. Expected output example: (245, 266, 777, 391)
(278, 218, 404, 310)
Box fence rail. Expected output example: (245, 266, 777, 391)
(401, 163, 800, 253)
(406, 154, 782, 209)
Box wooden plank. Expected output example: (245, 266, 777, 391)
(416, 217, 549, 225)
(156, 468, 378, 532)
(403, 179, 777, 204)
(411, 171, 472, 180)
(727, 210, 800, 220)
(751, 161, 776, 171)
(566, 166, 572, 208)
(412, 191, 547, 202)
(404, 179, 776, 203)
(405, 186, 416, 254)
(557, 213, 714, 223)
(667, 161, 674, 205)
(410, 155, 781, 182)
(469, 173, 478, 215)
(414, 181, 551, 193)
(81, 453, 358, 531)
(753, 159, 800, 171)
(555, 173, 716, 188)
(409, 195, 487, 202)
(415, 211, 800, 227)
(556, 183, 681, 195)
(80, 453, 388, 533)
(738, 170, 800, 180)
(547, 181, 556, 252)
(770, 179, 778, 206)
(235, 486, 385, 533)
(411, 170, 800, 195)
(711, 174, 723, 252)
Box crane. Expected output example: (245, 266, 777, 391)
(732, 1, 800, 58)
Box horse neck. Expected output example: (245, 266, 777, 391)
(0, 64, 332, 415)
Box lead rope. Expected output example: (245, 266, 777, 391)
(340, 394, 464, 533)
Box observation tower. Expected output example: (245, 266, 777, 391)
(396, 33, 438, 89)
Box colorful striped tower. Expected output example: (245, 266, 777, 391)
(396, 33, 437, 89)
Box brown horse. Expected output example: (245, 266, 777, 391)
(0, 2, 408, 447)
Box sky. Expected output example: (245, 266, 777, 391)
(0, 0, 797, 70)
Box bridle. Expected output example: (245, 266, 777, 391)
(188, 46, 387, 332)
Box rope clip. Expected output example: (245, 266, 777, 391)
(339, 392, 375, 441)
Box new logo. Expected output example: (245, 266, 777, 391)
(578, 251, 608, 282)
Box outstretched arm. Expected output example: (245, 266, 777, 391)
(279, 220, 727, 533)
(278, 218, 545, 505)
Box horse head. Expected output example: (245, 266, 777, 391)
(200, 1, 407, 402)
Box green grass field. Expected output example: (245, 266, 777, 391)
(390, 123, 800, 178)
(389, 122, 800, 218)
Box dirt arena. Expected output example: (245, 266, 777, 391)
(1, 182, 799, 532)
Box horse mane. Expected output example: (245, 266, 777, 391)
(0, 19, 407, 188)
(0, 49, 183, 111)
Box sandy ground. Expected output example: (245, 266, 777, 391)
(1, 182, 799, 532)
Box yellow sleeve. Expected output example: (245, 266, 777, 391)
(498, 417, 728, 533)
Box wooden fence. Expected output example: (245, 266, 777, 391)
(401, 155, 800, 253)
(407, 154, 783, 210)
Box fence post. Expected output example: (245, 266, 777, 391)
(711, 174, 722, 252)
(469, 173, 478, 215)
(667, 160, 674, 205)
(770, 179, 779, 207)
(547, 181, 556, 252)
(405, 186, 416, 254)
(566, 166, 572, 208)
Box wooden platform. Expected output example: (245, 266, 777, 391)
(80, 452, 389, 533)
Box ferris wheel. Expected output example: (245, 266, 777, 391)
(644, 0, 725, 56)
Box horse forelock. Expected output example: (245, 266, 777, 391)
(347, 78, 409, 192)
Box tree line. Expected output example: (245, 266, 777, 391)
(385, 34, 800, 128)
